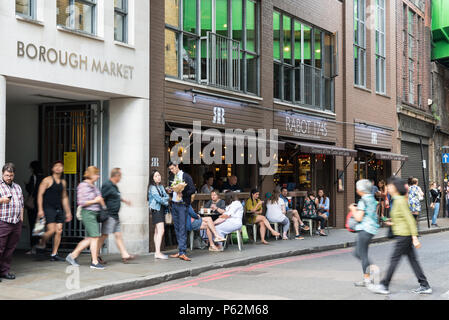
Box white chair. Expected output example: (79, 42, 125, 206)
(302, 218, 314, 237)
(223, 228, 243, 251)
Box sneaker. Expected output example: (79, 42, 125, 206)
(295, 234, 305, 240)
(412, 286, 432, 294)
(90, 262, 105, 270)
(300, 224, 310, 231)
(50, 254, 66, 262)
(314, 231, 321, 236)
(368, 284, 390, 295)
(354, 278, 372, 287)
(65, 254, 80, 267)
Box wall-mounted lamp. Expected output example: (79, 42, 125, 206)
(192, 94, 197, 104)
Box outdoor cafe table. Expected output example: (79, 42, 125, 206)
(193, 192, 250, 211)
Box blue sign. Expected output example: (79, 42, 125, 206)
(443, 153, 449, 164)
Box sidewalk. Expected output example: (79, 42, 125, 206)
(1, 219, 448, 300)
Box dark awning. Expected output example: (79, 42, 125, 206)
(357, 148, 409, 161)
(283, 140, 357, 157)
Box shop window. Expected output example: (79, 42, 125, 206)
(273, 11, 335, 111)
(57, 0, 97, 35)
(165, 0, 260, 95)
(114, 0, 128, 43)
(16, 0, 36, 19)
(165, 29, 179, 77)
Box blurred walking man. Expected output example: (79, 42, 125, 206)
(0, 163, 24, 280)
(36, 161, 72, 261)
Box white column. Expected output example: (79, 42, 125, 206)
(108, 98, 150, 254)
(0, 76, 6, 166)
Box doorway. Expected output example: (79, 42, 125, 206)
(39, 102, 102, 245)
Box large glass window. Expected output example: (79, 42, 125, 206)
(273, 10, 335, 111)
(165, 0, 260, 95)
(57, 0, 97, 35)
(16, 0, 36, 19)
(354, 0, 366, 87)
(114, 0, 128, 43)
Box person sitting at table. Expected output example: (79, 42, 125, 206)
(280, 187, 310, 240)
(302, 191, 327, 236)
(315, 188, 330, 232)
(265, 188, 290, 240)
(245, 189, 280, 244)
(204, 190, 226, 221)
(200, 173, 214, 194)
(186, 205, 226, 252)
(213, 191, 244, 249)
(222, 175, 241, 192)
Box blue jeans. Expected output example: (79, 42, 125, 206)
(432, 202, 440, 225)
(172, 202, 188, 255)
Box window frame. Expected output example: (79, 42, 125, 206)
(273, 9, 335, 112)
(353, 0, 366, 87)
(114, 0, 128, 43)
(375, 0, 386, 94)
(407, 8, 415, 105)
(57, 0, 97, 36)
(164, 0, 261, 96)
(16, 0, 37, 20)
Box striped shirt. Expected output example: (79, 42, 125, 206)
(0, 179, 24, 224)
(77, 181, 101, 212)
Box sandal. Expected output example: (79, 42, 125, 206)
(122, 254, 136, 263)
(209, 246, 221, 252)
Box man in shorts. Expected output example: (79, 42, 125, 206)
(280, 187, 309, 239)
(36, 161, 72, 261)
(97, 168, 135, 264)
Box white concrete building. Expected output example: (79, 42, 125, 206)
(0, 0, 150, 253)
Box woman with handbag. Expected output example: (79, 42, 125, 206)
(430, 182, 441, 227)
(148, 170, 170, 260)
(66, 166, 106, 270)
(348, 179, 379, 287)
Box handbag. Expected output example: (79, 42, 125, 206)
(165, 211, 173, 225)
(96, 209, 109, 223)
(387, 226, 395, 239)
(32, 217, 46, 237)
(76, 206, 83, 221)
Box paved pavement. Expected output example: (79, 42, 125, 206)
(1, 218, 448, 300)
(101, 232, 449, 300)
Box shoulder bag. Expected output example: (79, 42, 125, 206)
(76, 206, 83, 221)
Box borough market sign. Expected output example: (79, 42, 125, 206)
(17, 41, 134, 80)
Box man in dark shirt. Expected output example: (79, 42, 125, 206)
(97, 168, 134, 264)
(222, 175, 241, 192)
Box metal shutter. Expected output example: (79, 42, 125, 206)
(401, 141, 430, 221)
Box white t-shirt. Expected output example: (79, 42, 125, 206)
(266, 199, 286, 223)
(225, 201, 244, 220)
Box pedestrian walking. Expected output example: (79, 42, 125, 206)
(148, 170, 170, 260)
(408, 177, 423, 222)
(166, 162, 196, 262)
(0, 163, 24, 281)
(349, 179, 379, 287)
(35, 161, 72, 261)
(24, 160, 44, 254)
(429, 182, 441, 227)
(97, 168, 135, 264)
(369, 176, 432, 295)
(66, 166, 106, 270)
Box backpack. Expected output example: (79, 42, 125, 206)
(345, 198, 368, 233)
(345, 211, 358, 233)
